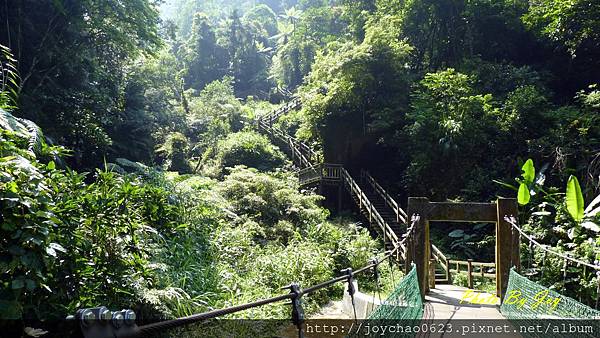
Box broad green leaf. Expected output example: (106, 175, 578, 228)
(566, 175, 584, 221)
(46, 161, 55, 170)
(518, 183, 530, 205)
(448, 229, 464, 238)
(45, 247, 56, 257)
(49, 242, 66, 253)
(521, 159, 535, 184)
(11, 279, 24, 289)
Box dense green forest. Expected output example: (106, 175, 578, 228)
(1, 0, 600, 335)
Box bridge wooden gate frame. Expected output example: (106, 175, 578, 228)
(405, 197, 519, 302)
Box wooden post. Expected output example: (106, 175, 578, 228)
(429, 258, 436, 289)
(496, 198, 518, 300)
(446, 258, 450, 282)
(407, 197, 430, 300)
(467, 259, 474, 289)
(481, 263, 485, 278)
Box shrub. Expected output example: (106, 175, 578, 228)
(212, 131, 287, 175)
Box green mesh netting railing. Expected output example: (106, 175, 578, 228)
(501, 268, 600, 337)
(367, 264, 423, 320)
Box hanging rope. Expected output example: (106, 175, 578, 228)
(528, 240, 534, 271)
(370, 257, 382, 305)
(504, 216, 600, 271)
(341, 268, 359, 323)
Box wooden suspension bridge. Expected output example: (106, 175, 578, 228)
(257, 98, 521, 321)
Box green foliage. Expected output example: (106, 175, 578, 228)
(445, 223, 494, 260)
(566, 176, 584, 222)
(517, 159, 535, 205)
(452, 272, 496, 294)
(523, 0, 600, 55)
(187, 77, 245, 156)
(297, 17, 413, 159)
(521, 159, 535, 185)
(502, 159, 600, 305)
(183, 13, 229, 91)
(0, 45, 19, 111)
(0, 127, 203, 321)
(518, 183, 531, 206)
(212, 132, 287, 176)
(3, 0, 163, 169)
(406, 69, 503, 199)
(217, 166, 322, 230)
(156, 132, 191, 173)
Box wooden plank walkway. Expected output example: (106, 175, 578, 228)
(422, 285, 521, 338)
(425, 284, 503, 320)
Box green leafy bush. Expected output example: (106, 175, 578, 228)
(212, 132, 287, 175)
(0, 119, 213, 324)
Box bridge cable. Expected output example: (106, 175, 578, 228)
(504, 216, 600, 271)
(505, 216, 600, 309)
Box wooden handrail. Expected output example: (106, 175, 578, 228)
(449, 260, 495, 267)
(449, 259, 497, 284)
(258, 101, 406, 261)
(362, 171, 408, 224)
(258, 120, 319, 169)
(259, 97, 301, 125)
(431, 243, 446, 260)
(430, 242, 450, 281)
(340, 168, 405, 260)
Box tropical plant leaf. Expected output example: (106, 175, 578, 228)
(566, 175, 584, 221)
(521, 159, 535, 184)
(0, 108, 29, 135)
(518, 183, 530, 205)
(448, 229, 464, 238)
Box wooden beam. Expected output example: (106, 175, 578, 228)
(428, 202, 497, 222)
(496, 198, 518, 300)
(407, 197, 430, 301)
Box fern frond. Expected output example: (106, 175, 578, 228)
(0, 108, 47, 155)
(0, 44, 19, 110)
(21, 118, 46, 153)
(0, 108, 29, 135)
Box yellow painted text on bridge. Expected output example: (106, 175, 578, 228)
(460, 289, 561, 311)
(503, 289, 561, 311)
(460, 290, 500, 305)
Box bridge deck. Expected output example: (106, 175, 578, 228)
(425, 284, 503, 320)
(422, 285, 518, 338)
